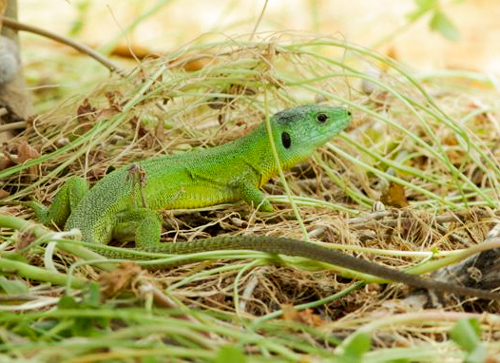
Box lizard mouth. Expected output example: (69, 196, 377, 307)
(310, 120, 350, 145)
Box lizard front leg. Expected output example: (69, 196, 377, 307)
(239, 183, 274, 212)
(109, 164, 163, 248)
(112, 208, 163, 248)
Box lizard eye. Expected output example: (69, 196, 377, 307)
(281, 132, 291, 149)
(316, 113, 329, 123)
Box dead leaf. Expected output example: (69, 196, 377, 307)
(104, 91, 123, 112)
(16, 229, 36, 250)
(281, 304, 324, 327)
(76, 98, 97, 123)
(380, 182, 408, 208)
(98, 106, 121, 120)
(17, 141, 41, 181)
(155, 116, 165, 142)
(0, 152, 13, 170)
(98, 262, 143, 298)
(75, 98, 97, 135)
(176, 56, 212, 72)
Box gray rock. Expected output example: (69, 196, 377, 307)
(0, 36, 21, 86)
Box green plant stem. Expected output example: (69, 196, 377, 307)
(0, 257, 86, 289)
(252, 281, 365, 326)
(0, 216, 88, 288)
(0, 214, 115, 271)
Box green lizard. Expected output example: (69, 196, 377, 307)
(11, 104, 500, 301)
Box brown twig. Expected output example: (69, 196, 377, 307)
(0, 16, 127, 77)
(0, 120, 26, 131)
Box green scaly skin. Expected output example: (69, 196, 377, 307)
(12, 104, 500, 301)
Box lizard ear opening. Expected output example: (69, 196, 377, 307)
(281, 132, 291, 149)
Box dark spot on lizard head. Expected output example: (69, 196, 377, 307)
(281, 132, 291, 149)
(273, 107, 308, 125)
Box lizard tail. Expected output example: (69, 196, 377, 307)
(88, 235, 500, 301)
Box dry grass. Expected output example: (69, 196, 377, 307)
(2, 32, 500, 361)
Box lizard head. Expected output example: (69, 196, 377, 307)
(269, 104, 351, 169)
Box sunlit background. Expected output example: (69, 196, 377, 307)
(17, 0, 500, 74)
